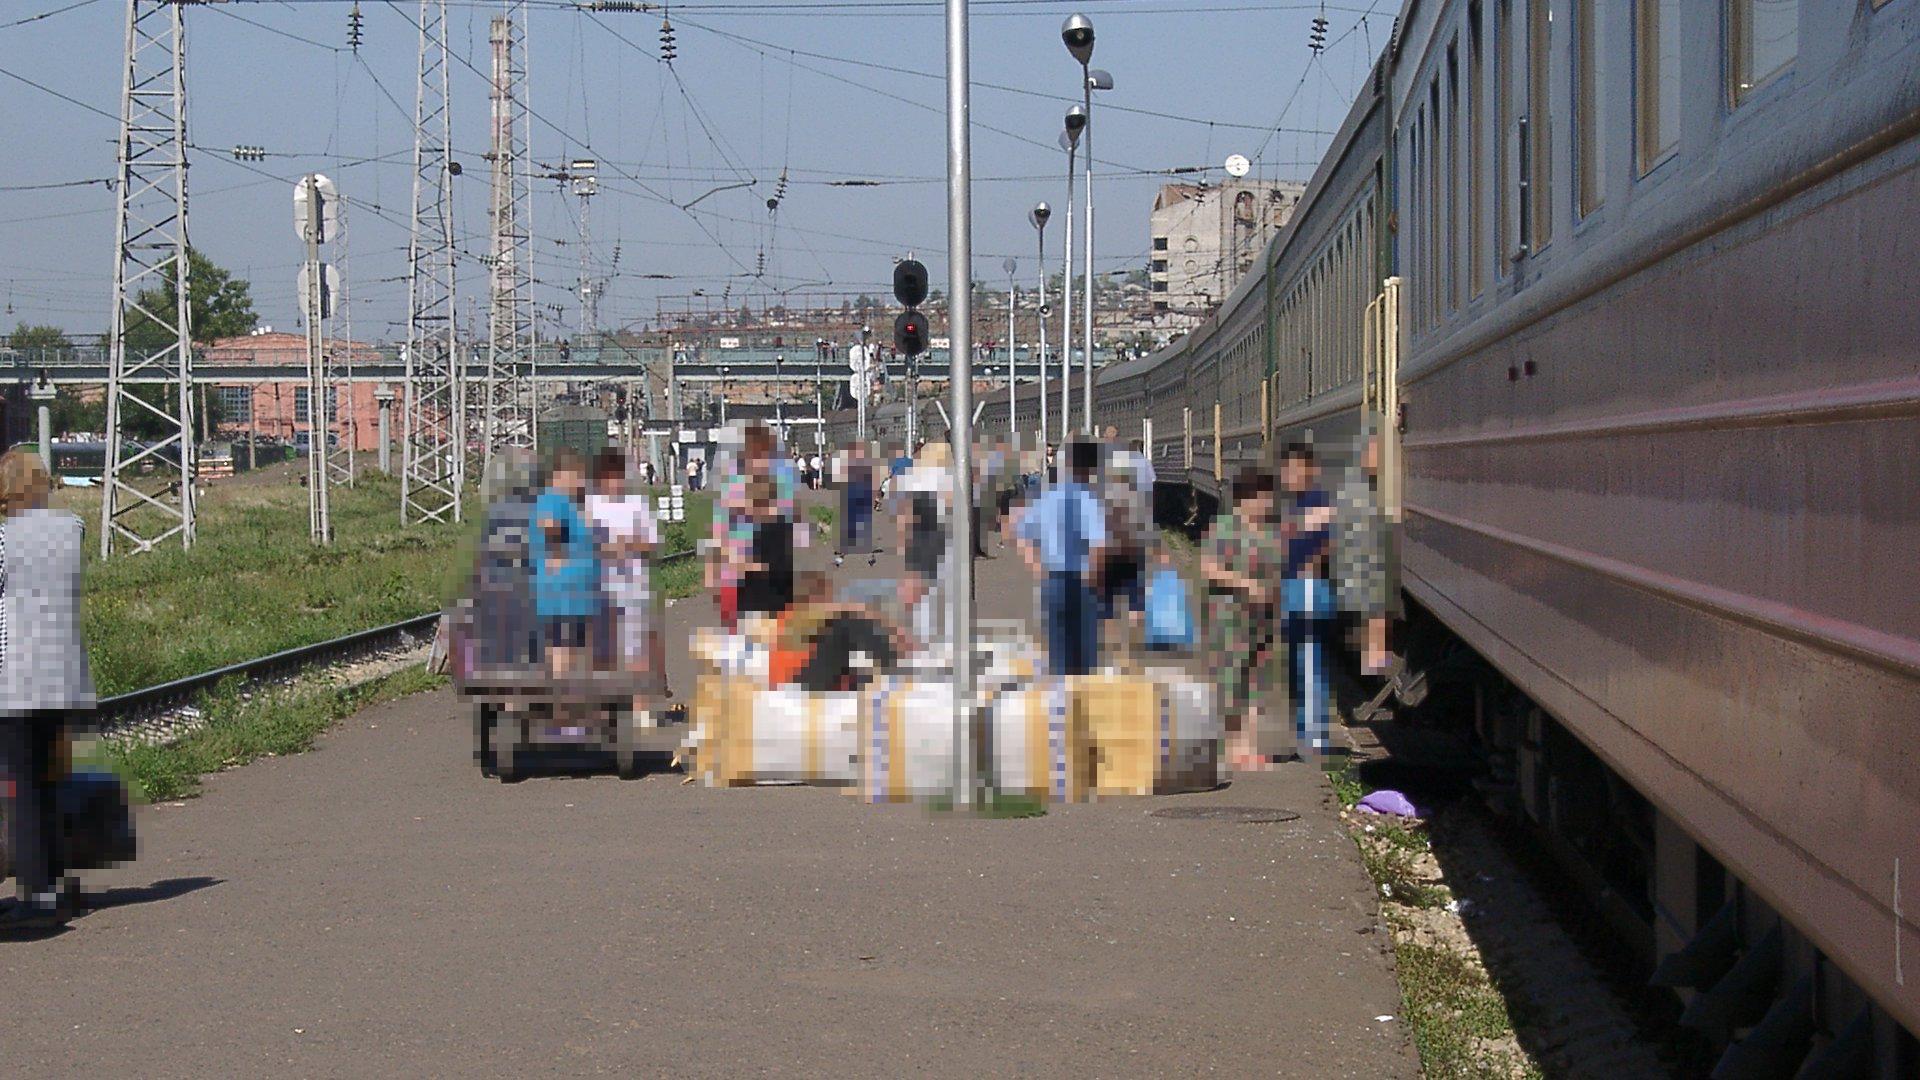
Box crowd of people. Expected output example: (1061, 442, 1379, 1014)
(685, 419, 1388, 777)
(0, 417, 1391, 930)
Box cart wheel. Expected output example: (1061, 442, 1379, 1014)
(493, 714, 524, 783)
(615, 707, 643, 780)
(475, 704, 499, 776)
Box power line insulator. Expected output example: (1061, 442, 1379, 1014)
(659, 17, 677, 63)
(347, 2, 364, 51)
(1309, 15, 1328, 53)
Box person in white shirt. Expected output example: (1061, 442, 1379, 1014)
(892, 442, 954, 647)
(588, 450, 668, 705)
(808, 452, 825, 488)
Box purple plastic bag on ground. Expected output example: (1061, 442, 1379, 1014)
(1356, 790, 1418, 817)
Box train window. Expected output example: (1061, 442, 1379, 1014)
(1447, 41, 1461, 313)
(1636, 0, 1680, 173)
(1729, 0, 1796, 104)
(1407, 120, 1422, 332)
(1527, 0, 1554, 249)
(1576, 0, 1604, 217)
(1469, 3, 1486, 296)
(1496, 0, 1514, 267)
(1428, 80, 1442, 326)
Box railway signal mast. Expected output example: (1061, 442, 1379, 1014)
(102, 0, 196, 556)
(401, 0, 464, 524)
(296, 173, 342, 543)
(483, 9, 537, 467)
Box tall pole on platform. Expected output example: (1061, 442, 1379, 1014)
(1030, 203, 1049, 452)
(945, 0, 976, 806)
(1003, 257, 1017, 444)
(1063, 15, 1107, 434)
(1059, 108, 1082, 447)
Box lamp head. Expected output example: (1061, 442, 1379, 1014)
(1061, 14, 1094, 63)
(1029, 201, 1051, 229)
(1086, 68, 1114, 91)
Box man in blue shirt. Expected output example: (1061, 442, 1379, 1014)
(530, 448, 602, 678)
(1016, 440, 1108, 676)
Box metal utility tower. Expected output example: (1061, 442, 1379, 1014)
(327, 196, 357, 489)
(102, 0, 195, 557)
(483, 10, 536, 466)
(401, 0, 463, 524)
(571, 158, 599, 337)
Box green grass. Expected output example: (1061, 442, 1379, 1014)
(1358, 818, 1450, 909)
(1328, 756, 1366, 808)
(1332, 759, 1538, 1078)
(922, 789, 1049, 818)
(57, 477, 726, 697)
(62, 472, 480, 697)
(1391, 935, 1545, 1080)
(99, 664, 448, 803)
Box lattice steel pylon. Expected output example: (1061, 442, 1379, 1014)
(401, 0, 463, 524)
(483, 9, 536, 467)
(327, 196, 356, 489)
(102, 0, 195, 557)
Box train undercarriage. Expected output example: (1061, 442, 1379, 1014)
(1384, 598, 1920, 1079)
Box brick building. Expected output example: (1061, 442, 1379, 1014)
(204, 332, 386, 453)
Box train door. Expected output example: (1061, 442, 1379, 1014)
(1362, 276, 1403, 522)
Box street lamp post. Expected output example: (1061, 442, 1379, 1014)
(1030, 203, 1050, 453)
(775, 353, 785, 440)
(1060, 107, 1085, 447)
(815, 338, 826, 449)
(1063, 14, 1109, 434)
(1003, 257, 1017, 444)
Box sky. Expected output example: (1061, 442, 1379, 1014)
(0, 0, 1390, 341)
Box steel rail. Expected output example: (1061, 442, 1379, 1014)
(95, 546, 701, 726)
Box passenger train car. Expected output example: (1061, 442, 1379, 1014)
(982, 1, 1920, 1071)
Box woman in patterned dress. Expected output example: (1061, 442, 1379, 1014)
(1201, 468, 1285, 770)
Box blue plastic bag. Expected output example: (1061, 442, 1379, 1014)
(1144, 566, 1196, 649)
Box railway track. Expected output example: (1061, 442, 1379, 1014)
(96, 547, 699, 734)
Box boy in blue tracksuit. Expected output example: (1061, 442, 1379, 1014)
(1278, 442, 1335, 760)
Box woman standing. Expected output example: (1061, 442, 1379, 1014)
(1200, 469, 1285, 771)
(0, 450, 95, 931)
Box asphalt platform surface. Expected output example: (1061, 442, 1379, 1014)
(1, 488, 1416, 1077)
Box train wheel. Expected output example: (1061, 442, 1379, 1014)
(614, 707, 643, 780)
(475, 704, 499, 777)
(493, 714, 524, 783)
